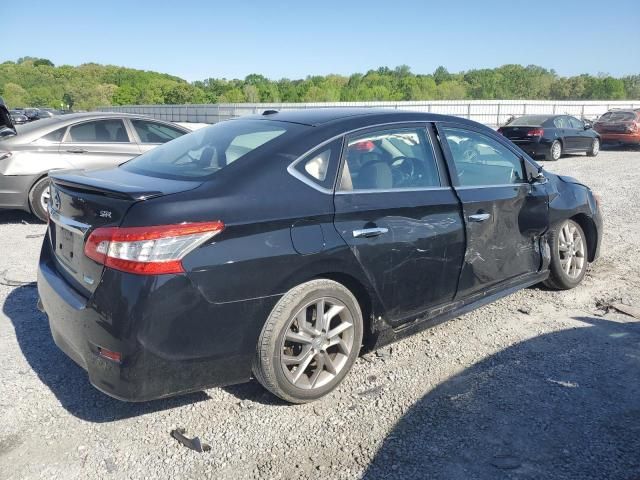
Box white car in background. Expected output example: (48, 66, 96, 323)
(0, 112, 191, 221)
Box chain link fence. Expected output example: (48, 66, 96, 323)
(98, 100, 640, 127)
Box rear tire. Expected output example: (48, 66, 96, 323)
(28, 176, 51, 223)
(587, 138, 600, 157)
(544, 219, 587, 290)
(253, 279, 363, 404)
(546, 140, 562, 161)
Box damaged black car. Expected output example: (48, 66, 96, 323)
(37, 109, 602, 404)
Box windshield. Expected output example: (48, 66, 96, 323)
(598, 111, 636, 122)
(508, 115, 551, 126)
(122, 119, 297, 180)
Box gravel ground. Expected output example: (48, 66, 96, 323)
(1, 148, 639, 480)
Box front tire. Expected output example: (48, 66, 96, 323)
(253, 279, 363, 404)
(546, 140, 562, 161)
(28, 176, 51, 222)
(587, 138, 600, 157)
(544, 219, 587, 290)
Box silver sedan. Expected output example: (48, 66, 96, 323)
(0, 112, 191, 221)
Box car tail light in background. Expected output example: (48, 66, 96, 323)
(626, 122, 639, 132)
(526, 128, 544, 137)
(84, 221, 225, 275)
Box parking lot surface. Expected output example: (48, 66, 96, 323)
(1, 148, 639, 479)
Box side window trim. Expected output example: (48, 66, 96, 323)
(435, 121, 528, 188)
(287, 137, 344, 194)
(64, 118, 132, 144)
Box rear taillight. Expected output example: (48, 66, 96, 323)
(626, 122, 638, 132)
(527, 128, 544, 137)
(84, 221, 224, 275)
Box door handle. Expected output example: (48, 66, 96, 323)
(66, 149, 87, 154)
(469, 213, 491, 222)
(352, 227, 389, 238)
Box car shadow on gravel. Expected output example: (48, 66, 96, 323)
(0, 210, 42, 225)
(363, 316, 640, 480)
(3, 285, 209, 423)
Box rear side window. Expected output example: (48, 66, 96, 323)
(339, 127, 440, 191)
(292, 138, 343, 190)
(131, 119, 185, 144)
(122, 119, 294, 180)
(41, 127, 66, 142)
(67, 120, 129, 143)
(553, 117, 566, 128)
(442, 127, 525, 186)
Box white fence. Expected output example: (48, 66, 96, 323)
(99, 100, 640, 127)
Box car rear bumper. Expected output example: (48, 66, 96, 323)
(37, 235, 279, 401)
(0, 173, 36, 210)
(597, 133, 640, 144)
(510, 139, 550, 158)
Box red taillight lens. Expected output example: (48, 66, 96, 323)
(84, 221, 224, 275)
(527, 128, 544, 137)
(98, 347, 122, 363)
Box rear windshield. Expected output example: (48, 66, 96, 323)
(507, 115, 551, 126)
(121, 119, 296, 180)
(598, 111, 636, 122)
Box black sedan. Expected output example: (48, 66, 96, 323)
(37, 109, 602, 404)
(498, 114, 600, 161)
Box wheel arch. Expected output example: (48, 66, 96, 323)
(27, 173, 50, 214)
(570, 213, 598, 262)
(310, 271, 381, 349)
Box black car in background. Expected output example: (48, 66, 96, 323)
(23, 108, 41, 121)
(38, 109, 602, 404)
(498, 114, 600, 161)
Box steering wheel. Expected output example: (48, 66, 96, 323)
(390, 156, 425, 187)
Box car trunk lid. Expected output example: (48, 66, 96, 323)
(47, 168, 202, 297)
(498, 126, 542, 141)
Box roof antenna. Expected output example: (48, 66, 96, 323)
(262, 110, 279, 115)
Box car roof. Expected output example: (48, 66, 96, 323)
(242, 107, 480, 128)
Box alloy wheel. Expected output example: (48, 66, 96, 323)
(40, 185, 51, 214)
(551, 141, 562, 160)
(280, 297, 355, 390)
(591, 138, 600, 155)
(558, 221, 585, 279)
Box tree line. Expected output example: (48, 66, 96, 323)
(1, 57, 638, 110)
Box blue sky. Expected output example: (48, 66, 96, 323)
(4, 0, 639, 81)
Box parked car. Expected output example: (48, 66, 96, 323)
(37, 109, 603, 404)
(9, 110, 28, 124)
(37, 110, 55, 119)
(23, 108, 42, 122)
(498, 114, 600, 161)
(0, 112, 190, 221)
(593, 109, 640, 146)
(0, 102, 16, 136)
